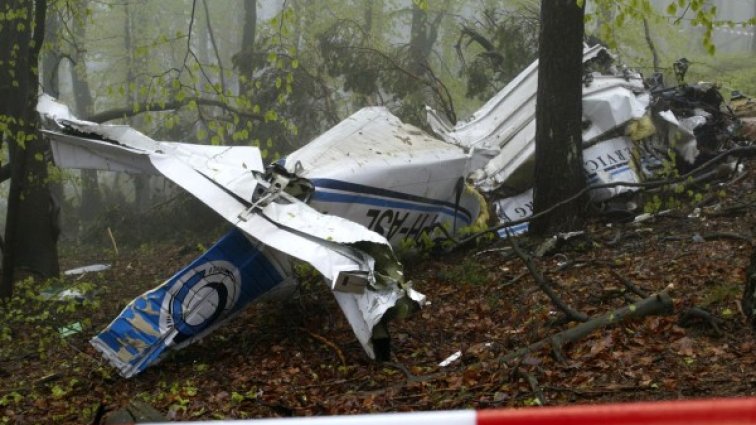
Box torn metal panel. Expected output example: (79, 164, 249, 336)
(583, 137, 640, 201)
(426, 44, 605, 152)
(493, 188, 533, 237)
(582, 76, 648, 143)
(656, 109, 700, 164)
(428, 47, 649, 195)
(285, 107, 482, 244)
(492, 137, 641, 235)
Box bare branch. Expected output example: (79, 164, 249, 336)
(85, 97, 262, 123)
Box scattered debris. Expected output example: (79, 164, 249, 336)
(57, 322, 83, 338)
(63, 263, 111, 276)
(438, 351, 462, 367)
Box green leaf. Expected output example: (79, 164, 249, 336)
(196, 128, 207, 140)
(264, 110, 278, 122)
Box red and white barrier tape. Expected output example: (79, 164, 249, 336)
(132, 397, 755, 425)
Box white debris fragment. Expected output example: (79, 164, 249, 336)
(63, 263, 112, 276)
(438, 351, 462, 367)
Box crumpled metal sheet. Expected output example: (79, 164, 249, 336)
(285, 107, 482, 245)
(428, 45, 650, 195)
(492, 136, 641, 234)
(425, 46, 735, 235)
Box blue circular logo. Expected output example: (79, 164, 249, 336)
(160, 260, 241, 343)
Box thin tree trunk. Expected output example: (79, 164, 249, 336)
(69, 0, 100, 224)
(123, 2, 151, 213)
(237, 0, 258, 97)
(642, 18, 660, 73)
(41, 5, 60, 98)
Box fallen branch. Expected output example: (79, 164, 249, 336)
(508, 233, 588, 323)
(705, 200, 755, 217)
(700, 232, 753, 244)
(499, 288, 675, 364)
(679, 307, 724, 336)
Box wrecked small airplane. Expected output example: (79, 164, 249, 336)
(39, 99, 478, 378)
(39, 44, 746, 377)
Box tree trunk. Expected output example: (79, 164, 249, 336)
(236, 0, 258, 97)
(530, 0, 586, 236)
(69, 0, 101, 224)
(408, 1, 446, 77)
(122, 2, 151, 214)
(1, 0, 58, 298)
(41, 6, 60, 98)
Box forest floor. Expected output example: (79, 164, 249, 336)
(1, 163, 754, 424)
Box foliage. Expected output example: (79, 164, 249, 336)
(455, 7, 539, 101)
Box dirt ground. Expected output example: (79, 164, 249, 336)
(1, 165, 754, 424)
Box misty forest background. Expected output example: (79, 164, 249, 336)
(3, 0, 754, 253)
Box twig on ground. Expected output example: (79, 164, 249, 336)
(604, 229, 623, 247)
(475, 246, 513, 257)
(107, 227, 119, 258)
(700, 232, 753, 244)
(515, 369, 546, 406)
(382, 361, 422, 383)
(299, 327, 346, 367)
(0, 373, 62, 396)
(608, 269, 649, 298)
(503, 271, 529, 288)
